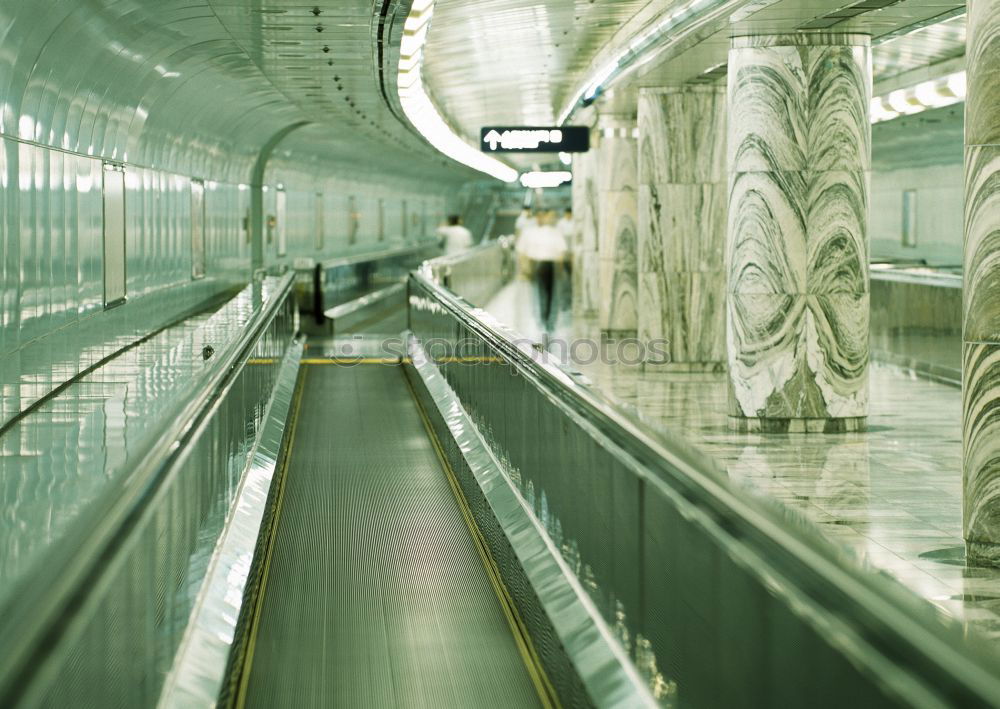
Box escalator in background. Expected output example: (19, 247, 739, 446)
(231, 363, 554, 709)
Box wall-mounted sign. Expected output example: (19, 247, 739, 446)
(480, 126, 589, 153)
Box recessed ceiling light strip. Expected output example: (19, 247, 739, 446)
(870, 70, 966, 123)
(397, 0, 518, 182)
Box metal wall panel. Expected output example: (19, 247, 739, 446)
(275, 189, 287, 258)
(102, 165, 127, 306)
(191, 179, 206, 280)
(0, 135, 250, 429)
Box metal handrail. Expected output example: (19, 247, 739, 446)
(325, 281, 406, 321)
(304, 238, 440, 272)
(408, 268, 1000, 705)
(870, 265, 963, 289)
(0, 273, 296, 705)
(423, 236, 499, 267)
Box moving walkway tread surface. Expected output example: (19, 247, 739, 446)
(238, 363, 546, 708)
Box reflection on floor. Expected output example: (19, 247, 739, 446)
(484, 279, 1000, 643)
(871, 331, 961, 386)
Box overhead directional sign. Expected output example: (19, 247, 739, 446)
(480, 126, 589, 153)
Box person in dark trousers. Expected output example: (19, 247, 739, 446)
(516, 210, 568, 331)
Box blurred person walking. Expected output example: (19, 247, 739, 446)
(513, 207, 538, 279)
(517, 210, 568, 332)
(514, 206, 537, 236)
(436, 215, 473, 255)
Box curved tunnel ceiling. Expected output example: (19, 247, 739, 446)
(417, 0, 968, 156)
(0, 0, 477, 184)
(0, 1, 971, 186)
(205, 0, 476, 180)
(421, 0, 652, 131)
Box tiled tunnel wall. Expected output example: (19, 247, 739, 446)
(871, 161, 964, 266)
(869, 105, 965, 267)
(0, 135, 458, 429)
(264, 153, 453, 265)
(0, 1, 466, 429)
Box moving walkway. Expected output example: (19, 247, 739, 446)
(233, 363, 550, 708)
(4, 245, 1000, 708)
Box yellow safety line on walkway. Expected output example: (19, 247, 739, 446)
(300, 356, 504, 365)
(233, 366, 308, 709)
(300, 357, 408, 365)
(402, 369, 562, 709)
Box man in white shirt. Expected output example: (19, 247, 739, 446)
(516, 211, 568, 331)
(514, 207, 537, 237)
(514, 208, 540, 279)
(436, 215, 473, 255)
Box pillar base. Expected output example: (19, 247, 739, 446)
(728, 416, 867, 434)
(966, 541, 1000, 568)
(600, 329, 638, 340)
(642, 361, 726, 375)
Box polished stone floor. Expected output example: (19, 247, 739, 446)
(485, 279, 1000, 643)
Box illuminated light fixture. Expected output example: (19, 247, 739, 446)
(397, 1, 518, 182)
(869, 70, 966, 124)
(947, 71, 966, 98)
(154, 64, 180, 79)
(519, 171, 572, 189)
(559, 152, 573, 166)
(887, 89, 923, 115)
(869, 98, 900, 123)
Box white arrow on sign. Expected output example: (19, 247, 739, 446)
(484, 130, 502, 150)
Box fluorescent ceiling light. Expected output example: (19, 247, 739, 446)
(870, 70, 966, 124)
(520, 171, 572, 189)
(559, 0, 956, 129)
(397, 1, 518, 182)
(947, 71, 966, 99)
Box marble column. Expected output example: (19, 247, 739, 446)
(638, 86, 727, 372)
(572, 144, 600, 320)
(597, 114, 639, 337)
(963, 0, 1000, 565)
(727, 34, 871, 433)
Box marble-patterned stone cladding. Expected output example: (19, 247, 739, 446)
(598, 119, 639, 335)
(638, 87, 726, 371)
(963, 0, 1000, 564)
(726, 34, 871, 432)
(571, 147, 601, 318)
